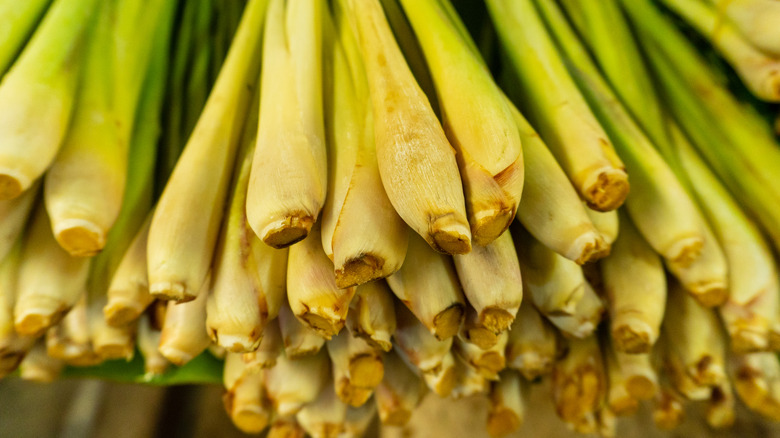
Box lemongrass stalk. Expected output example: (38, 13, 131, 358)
(44, 0, 173, 256)
(88, 285, 135, 361)
(709, 0, 780, 56)
(158, 275, 211, 366)
(603, 337, 639, 416)
(399, 0, 523, 246)
(287, 223, 355, 339)
(0, 0, 52, 76)
(508, 105, 608, 265)
(0, 0, 98, 199)
(674, 124, 779, 351)
(661, 0, 780, 101)
(243, 318, 282, 371)
(0, 239, 33, 376)
(653, 376, 686, 430)
(103, 214, 152, 326)
(19, 340, 62, 382)
(0, 178, 38, 265)
(706, 380, 735, 429)
(597, 407, 617, 438)
(535, 0, 708, 269)
(321, 6, 408, 288)
(264, 349, 331, 417)
(374, 349, 425, 426)
(460, 305, 500, 350)
(615, 351, 658, 401)
(451, 354, 489, 399)
(454, 332, 508, 380)
(486, 0, 628, 212)
(342, 0, 471, 255)
(14, 204, 90, 337)
(223, 353, 271, 434)
(486, 370, 525, 438)
(730, 352, 780, 420)
(662, 343, 713, 401)
(137, 311, 168, 377)
(545, 282, 604, 339)
(327, 330, 384, 407)
(341, 401, 376, 438)
(393, 303, 456, 397)
(246, 0, 326, 248)
(386, 232, 465, 341)
(207, 96, 288, 353)
(505, 299, 556, 380)
(551, 336, 606, 433)
(586, 208, 619, 247)
(296, 383, 348, 438)
(663, 281, 727, 388)
(623, 0, 780, 250)
(345, 280, 396, 352)
(279, 299, 326, 358)
(453, 230, 522, 335)
(147, 0, 267, 302)
(601, 211, 666, 353)
(268, 417, 306, 438)
(46, 293, 97, 366)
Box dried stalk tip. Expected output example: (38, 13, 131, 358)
(260, 214, 315, 249)
(582, 167, 630, 212)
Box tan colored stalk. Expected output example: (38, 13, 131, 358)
(386, 232, 465, 340)
(342, 0, 471, 255)
(0, 182, 38, 263)
(45, 293, 97, 366)
(278, 298, 326, 358)
(486, 370, 525, 438)
(14, 204, 90, 337)
(321, 6, 408, 287)
(158, 275, 211, 366)
(268, 417, 306, 438)
(104, 214, 152, 326)
(730, 352, 780, 420)
(223, 353, 271, 434)
(341, 401, 377, 438)
(0, 237, 34, 375)
(207, 102, 289, 352)
(675, 123, 779, 351)
(137, 312, 168, 376)
(551, 336, 606, 432)
(662, 0, 780, 101)
(460, 305, 501, 350)
(544, 282, 604, 339)
(454, 332, 508, 380)
(89, 285, 136, 361)
(453, 230, 522, 334)
(345, 280, 396, 352)
(451, 354, 489, 399)
(246, 0, 326, 248)
(264, 349, 330, 417)
(706, 380, 735, 429)
(505, 300, 557, 380)
(663, 280, 727, 388)
(601, 211, 666, 353)
(243, 318, 283, 371)
(287, 223, 355, 338)
(19, 340, 62, 382)
(604, 339, 638, 416)
(44, 0, 173, 256)
(486, 0, 628, 212)
(510, 105, 607, 264)
(147, 0, 267, 302)
(615, 350, 658, 401)
(393, 303, 456, 397)
(327, 330, 384, 407)
(374, 349, 425, 426)
(400, 0, 524, 245)
(0, 0, 98, 200)
(586, 208, 619, 247)
(296, 383, 347, 438)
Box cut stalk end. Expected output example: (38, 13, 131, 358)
(570, 232, 609, 265)
(730, 329, 769, 354)
(300, 311, 344, 339)
(625, 376, 656, 400)
(472, 207, 514, 247)
(231, 407, 270, 434)
(96, 344, 134, 361)
(349, 354, 384, 387)
(611, 321, 653, 354)
(0, 170, 29, 200)
(582, 168, 629, 212)
(665, 236, 703, 267)
(103, 300, 144, 327)
(158, 346, 195, 366)
(259, 214, 314, 249)
(380, 409, 412, 426)
(335, 253, 384, 289)
(689, 284, 728, 308)
(15, 306, 66, 337)
(213, 333, 261, 353)
(487, 407, 521, 438)
(149, 281, 195, 302)
(430, 215, 472, 255)
(465, 326, 500, 350)
(480, 307, 514, 334)
(432, 304, 464, 340)
(53, 219, 105, 257)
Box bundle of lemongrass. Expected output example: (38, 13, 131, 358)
(2, 0, 780, 436)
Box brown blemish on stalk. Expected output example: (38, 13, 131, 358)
(262, 214, 314, 249)
(300, 311, 343, 339)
